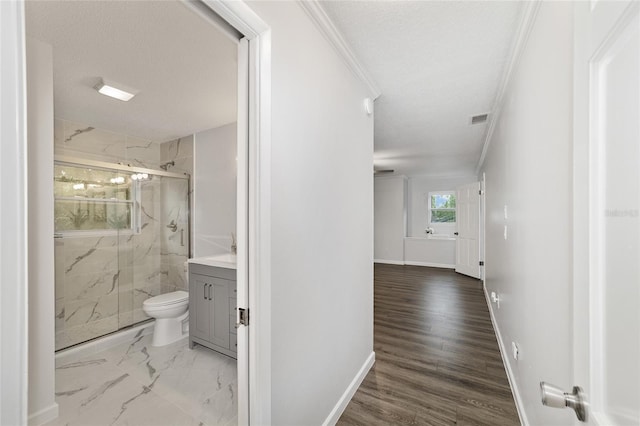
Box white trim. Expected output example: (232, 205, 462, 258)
(197, 2, 272, 425)
(0, 1, 29, 424)
(27, 403, 59, 426)
(483, 282, 528, 426)
(475, 1, 542, 175)
(374, 259, 404, 265)
(202, 0, 269, 38)
(297, 0, 381, 99)
(322, 352, 375, 426)
(374, 259, 456, 269)
(235, 36, 251, 426)
(404, 261, 455, 269)
(406, 172, 478, 180)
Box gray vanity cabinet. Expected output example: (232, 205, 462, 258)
(189, 263, 237, 359)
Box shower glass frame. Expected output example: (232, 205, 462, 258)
(53, 155, 191, 351)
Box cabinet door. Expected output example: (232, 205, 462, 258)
(209, 278, 230, 349)
(191, 274, 212, 342)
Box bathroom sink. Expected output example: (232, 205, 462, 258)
(188, 254, 237, 269)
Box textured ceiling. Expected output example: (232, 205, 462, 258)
(321, 1, 523, 177)
(25, 1, 237, 143)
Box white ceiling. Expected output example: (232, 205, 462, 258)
(25, 0, 237, 143)
(321, 1, 524, 177)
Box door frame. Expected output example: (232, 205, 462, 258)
(198, 2, 272, 425)
(572, 1, 639, 424)
(0, 2, 29, 425)
(0, 1, 272, 425)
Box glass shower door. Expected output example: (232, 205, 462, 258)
(54, 161, 190, 351)
(120, 171, 190, 329)
(53, 164, 130, 350)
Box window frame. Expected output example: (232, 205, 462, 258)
(54, 162, 141, 237)
(428, 190, 457, 226)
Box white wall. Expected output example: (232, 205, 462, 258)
(193, 123, 237, 257)
(26, 37, 58, 425)
(374, 176, 406, 263)
(407, 175, 476, 237)
(246, 2, 374, 424)
(374, 175, 475, 266)
(479, 3, 574, 424)
(404, 237, 455, 268)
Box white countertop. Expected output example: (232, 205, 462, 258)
(188, 254, 237, 270)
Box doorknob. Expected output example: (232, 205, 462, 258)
(540, 382, 588, 422)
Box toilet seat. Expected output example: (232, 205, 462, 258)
(143, 290, 188, 308)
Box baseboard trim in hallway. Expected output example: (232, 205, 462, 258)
(323, 351, 376, 426)
(483, 282, 528, 426)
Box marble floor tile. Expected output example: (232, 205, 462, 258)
(48, 336, 237, 426)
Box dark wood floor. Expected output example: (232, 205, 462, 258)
(338, 264, 520, 426)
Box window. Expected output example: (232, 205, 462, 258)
(428, 191, 456, 224)
(54, 163, 140, 234)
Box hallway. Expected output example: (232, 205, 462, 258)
(338, 264, 519, 425)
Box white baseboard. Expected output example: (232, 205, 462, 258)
(28, 402, 59, 426)
(404, 261, 455, 269)
(322, 351, 375, 426)
(373, 259, 404, 265)
(483, 283, 528, 426)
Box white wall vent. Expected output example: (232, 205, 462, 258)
(470, 113, 489, 125)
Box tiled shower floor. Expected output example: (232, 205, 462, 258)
(47, 334, 237, 426)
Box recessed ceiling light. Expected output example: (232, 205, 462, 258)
(94, 78, 138, 102)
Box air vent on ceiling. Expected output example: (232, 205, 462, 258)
(470, 113, 489, 125)
(374, 169, 394, 175)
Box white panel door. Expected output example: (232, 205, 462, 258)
(455, 182, 480, 279)
(568, 1, 639, 424)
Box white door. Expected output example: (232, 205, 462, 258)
(558, 1, 640, 424)
(455, 182, 480, 279)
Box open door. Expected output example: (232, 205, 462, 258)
(540, 1, 640, 424)
(455, 182, 481, 279)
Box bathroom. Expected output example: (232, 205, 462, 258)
(27, 1, 241, 424)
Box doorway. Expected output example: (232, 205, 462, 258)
(16, 1, 271, 425)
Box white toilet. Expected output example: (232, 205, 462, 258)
(142, 290, 189, 347)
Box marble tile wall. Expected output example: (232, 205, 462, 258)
(54, 120, 192, 350)
(160, 136, 193, 294)
(54, 119, 162, 169)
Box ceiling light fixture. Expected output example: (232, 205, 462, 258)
(94, 78, 138, 102)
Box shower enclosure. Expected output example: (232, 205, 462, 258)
(53, 156, 190, 350)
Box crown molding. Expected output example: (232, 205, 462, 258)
(475, 0, 542, 175)
(298, 0, 382, 99)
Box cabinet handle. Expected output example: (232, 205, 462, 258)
(208, 284, 212, 301)
(204, 283, 207, 300)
